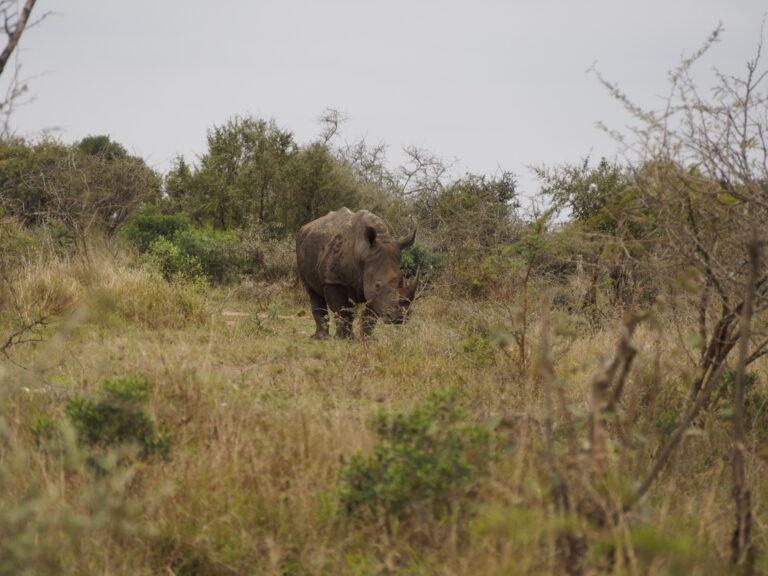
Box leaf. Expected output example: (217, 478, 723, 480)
(684, 332, 703, 348)
(716, 192, 739, 205)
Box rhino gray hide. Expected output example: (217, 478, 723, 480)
(296, 208, 419, 339)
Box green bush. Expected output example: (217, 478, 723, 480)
(125, 208, 243, 283)
(339, 388, 495, 528)
(400, 243, 443, 282)
(65, 375, 172, 464)
(171, 228, 243, 283)
(147, 237, 204, 282)
(714, 369, 767, 436)
(122, 204, 191, 252)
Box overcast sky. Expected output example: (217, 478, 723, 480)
(4, 1, 766, 198)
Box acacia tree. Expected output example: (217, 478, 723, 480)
(535, 158, 644, 310)
(588, 26, 768, 566)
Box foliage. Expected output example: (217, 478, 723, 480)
(0, 136, 161, 250)
(170, 228, 243, 284)
(64, 375, 172, 464)
(339, 388, 495, 529)
(0, 209, 35, 277)
(714, 369, 768, 436)
(123, 205, 246, 283)
(279, 142, 361, 234)
(534, 157, 660, 311)
(146, 237, 204, 282)
(399, 243, 443, 281)
(167, 116, 297, 231)
(418, 171, 518, 249)
(164, 115, 388, 237)
(120, 203, 191, 252)
(411, 170, 522, 297)
(77, 134, 129, 160)
(535, 157, 629, 234)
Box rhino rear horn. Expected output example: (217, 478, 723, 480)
(403, 266, 420, 302)
(398, 228, 416, 250)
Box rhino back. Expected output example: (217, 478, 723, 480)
(296, 208, 370, 297)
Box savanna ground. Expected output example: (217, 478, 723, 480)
(2, 242, 767, 576)
(2, 19, 767, 574)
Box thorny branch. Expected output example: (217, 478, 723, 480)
(0, 315, 53, 364)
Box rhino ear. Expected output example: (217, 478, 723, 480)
(364, 226, 377, 247)
(398, 228, 416, 250)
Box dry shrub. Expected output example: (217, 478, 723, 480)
(101, 266, 207, 329)
(10, 256, 82, 318)
(235, 226, 295, 281)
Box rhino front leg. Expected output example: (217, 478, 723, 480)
(308, 290, 330, 340)
(324, 285, 355, 339)
(335, 307, 355, 339)
(362, 306, 378, 339)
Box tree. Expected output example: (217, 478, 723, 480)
(412, 170, 520, 297)
(171, 116, 296, 230)
(0, 0, 43, 136)
(535, 156, 629, 234)
(535, 157, 643, 310)
(428, 171, 518, 248)
(279, 142, 360, 233)
(0, 137, 161, 256)
(77, 134, 129, 160)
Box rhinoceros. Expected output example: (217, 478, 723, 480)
(296, 208, 419, 339)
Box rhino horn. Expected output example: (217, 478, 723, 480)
(398, 228, 417, 251)
(402, 266, 420, 303)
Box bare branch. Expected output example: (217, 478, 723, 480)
(0, 314, 53, 364)
(0, 0, 36, 78)
(730, 226, 760, 565)
(317, 107, 347, 145)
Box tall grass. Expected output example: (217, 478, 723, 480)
(1, 245, 766, 575)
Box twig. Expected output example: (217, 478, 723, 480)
(0, 315, 53, 362)
(730, 226, 760, 565)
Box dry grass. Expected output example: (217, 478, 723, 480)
(1, 250, 767, 575)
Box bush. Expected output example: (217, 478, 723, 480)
(64, 375, 172, 464)
(121, 204, 191, 252)
(107, 267, 207, 328)
(339, 388, 495, 530)
(147, 237, 204, 281)
(171, 228, 243, 283)
(124, 206, 245, 283)
(400, 243, 443, 282)
(714, 369, 768, 436)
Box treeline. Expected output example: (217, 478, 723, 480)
(0, 106, 764, 312)
(0, 114, 520, 288)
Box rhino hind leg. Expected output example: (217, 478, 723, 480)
(307, 289, 330, 340)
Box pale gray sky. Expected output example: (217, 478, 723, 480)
(4, 1, 766, 197)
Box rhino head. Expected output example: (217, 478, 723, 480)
(360, 225, 418, 326)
